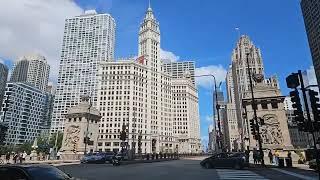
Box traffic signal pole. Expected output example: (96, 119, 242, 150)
(298, 71, 320, 178)
(246, 52, 264, 166)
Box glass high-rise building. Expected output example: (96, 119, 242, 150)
(50, 10, 116, 133)
(301, 0, 320, 85)
(0, 62, 8, 107)
(162, 61, 195, 85)
(1, 82, 47, 145)
(10, 54, 50, 91)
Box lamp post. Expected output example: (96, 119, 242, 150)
(194, 74, 223, 151)
(245, 50, 264, 166)
(84, 95, 92, 155)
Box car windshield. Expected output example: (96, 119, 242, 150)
(26, 166, 71, 180)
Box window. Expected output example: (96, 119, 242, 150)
(261, 102, 268, 109)
(271, 101, 278, 109)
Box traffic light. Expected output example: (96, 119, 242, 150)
(120, 131, 126, 141)
(309, 90, 320, 131)
(286, 73, 300, 89)
(249, 119, 256, 136)
(290, 90, 304, 125)
(309, 90, 320, 120)
(83, 137, 90, 144)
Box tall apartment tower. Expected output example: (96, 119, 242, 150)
(0, 62, 8, 107)
(163, 61, 196, 85)
(10, 54, 50, 91)
(301, 0, 320, 86)
(50, 10, 116, 133)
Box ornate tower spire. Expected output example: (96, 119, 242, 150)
(148, 0, 151, 10)
(138, 2, 160, 70)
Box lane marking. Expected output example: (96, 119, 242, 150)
(271, 168, 317, 180)
(216, 169, 269, 180)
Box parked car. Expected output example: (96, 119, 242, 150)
(309, 159, 317, 170)
(200, 152, 247, 169)
(81, 152, 105, 164)
(0, 164, 74, 180)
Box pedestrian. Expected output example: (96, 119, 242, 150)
(287, 151, 291, 159)
(245, 148, 250, 164)
(274, 150, 280, 166)
(56, 151, 61, 160)
(253, 148, 258, 164)
(13, 153, 18, 164)
(5, 152, 10, 164)
(268, 150, 273, 164)
(257, 150, 263, 164)
(22, 151, 27, 163)
(19, 152, 23, 164)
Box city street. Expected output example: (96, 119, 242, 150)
(58, 159, 319, 180)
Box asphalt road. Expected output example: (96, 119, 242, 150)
(58, 159, 319, 180)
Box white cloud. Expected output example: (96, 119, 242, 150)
(205, 115, 213, 123)
(307, 66, 318, 85)
(160, 48, 180, 63)
(0, 58, 4, 64)
(0, 0, 84, 82)
(195, 65, 227, 89)
(201, 136, 208, 142)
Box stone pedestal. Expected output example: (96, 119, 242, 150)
(242, 82, 293, 150)
(60, 95, 101, 158)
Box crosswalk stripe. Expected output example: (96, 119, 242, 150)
(216, 169, 269, 180)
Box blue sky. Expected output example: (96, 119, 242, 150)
(0, 0, 314, 146)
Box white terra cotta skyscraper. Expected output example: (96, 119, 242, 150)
(50, 10, 116, 133)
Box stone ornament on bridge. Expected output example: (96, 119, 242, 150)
(63, 125, 81, 148)
(259, 114, 284, 145)
(60, 95, 101, 159)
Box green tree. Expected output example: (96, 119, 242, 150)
(37, 135, 50, 154)
(0, 144, 14, 155)
(16, 142, 32, 154)
(49, 132, 63, 151)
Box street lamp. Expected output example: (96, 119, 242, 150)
(84, 95, 92, 155)
(245, 49, 264, 166)
(193, 73, 223, 151)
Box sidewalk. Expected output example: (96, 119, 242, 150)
(1, 159, 80, 166)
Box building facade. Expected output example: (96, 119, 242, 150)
(301, 0, 320, 86)
(163, 61, 195, 85)
(172, 78, 201, 153)
(10, 54, 50, 91)
(207, 124, 216, 153)
(0, 82, 47, 145)
(42, 85, 56, 134)
(97, 59, 175, 153)
(0, 62, 8, 107)
(50, 10, 116, 133)
(225, 65, 240, 151)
